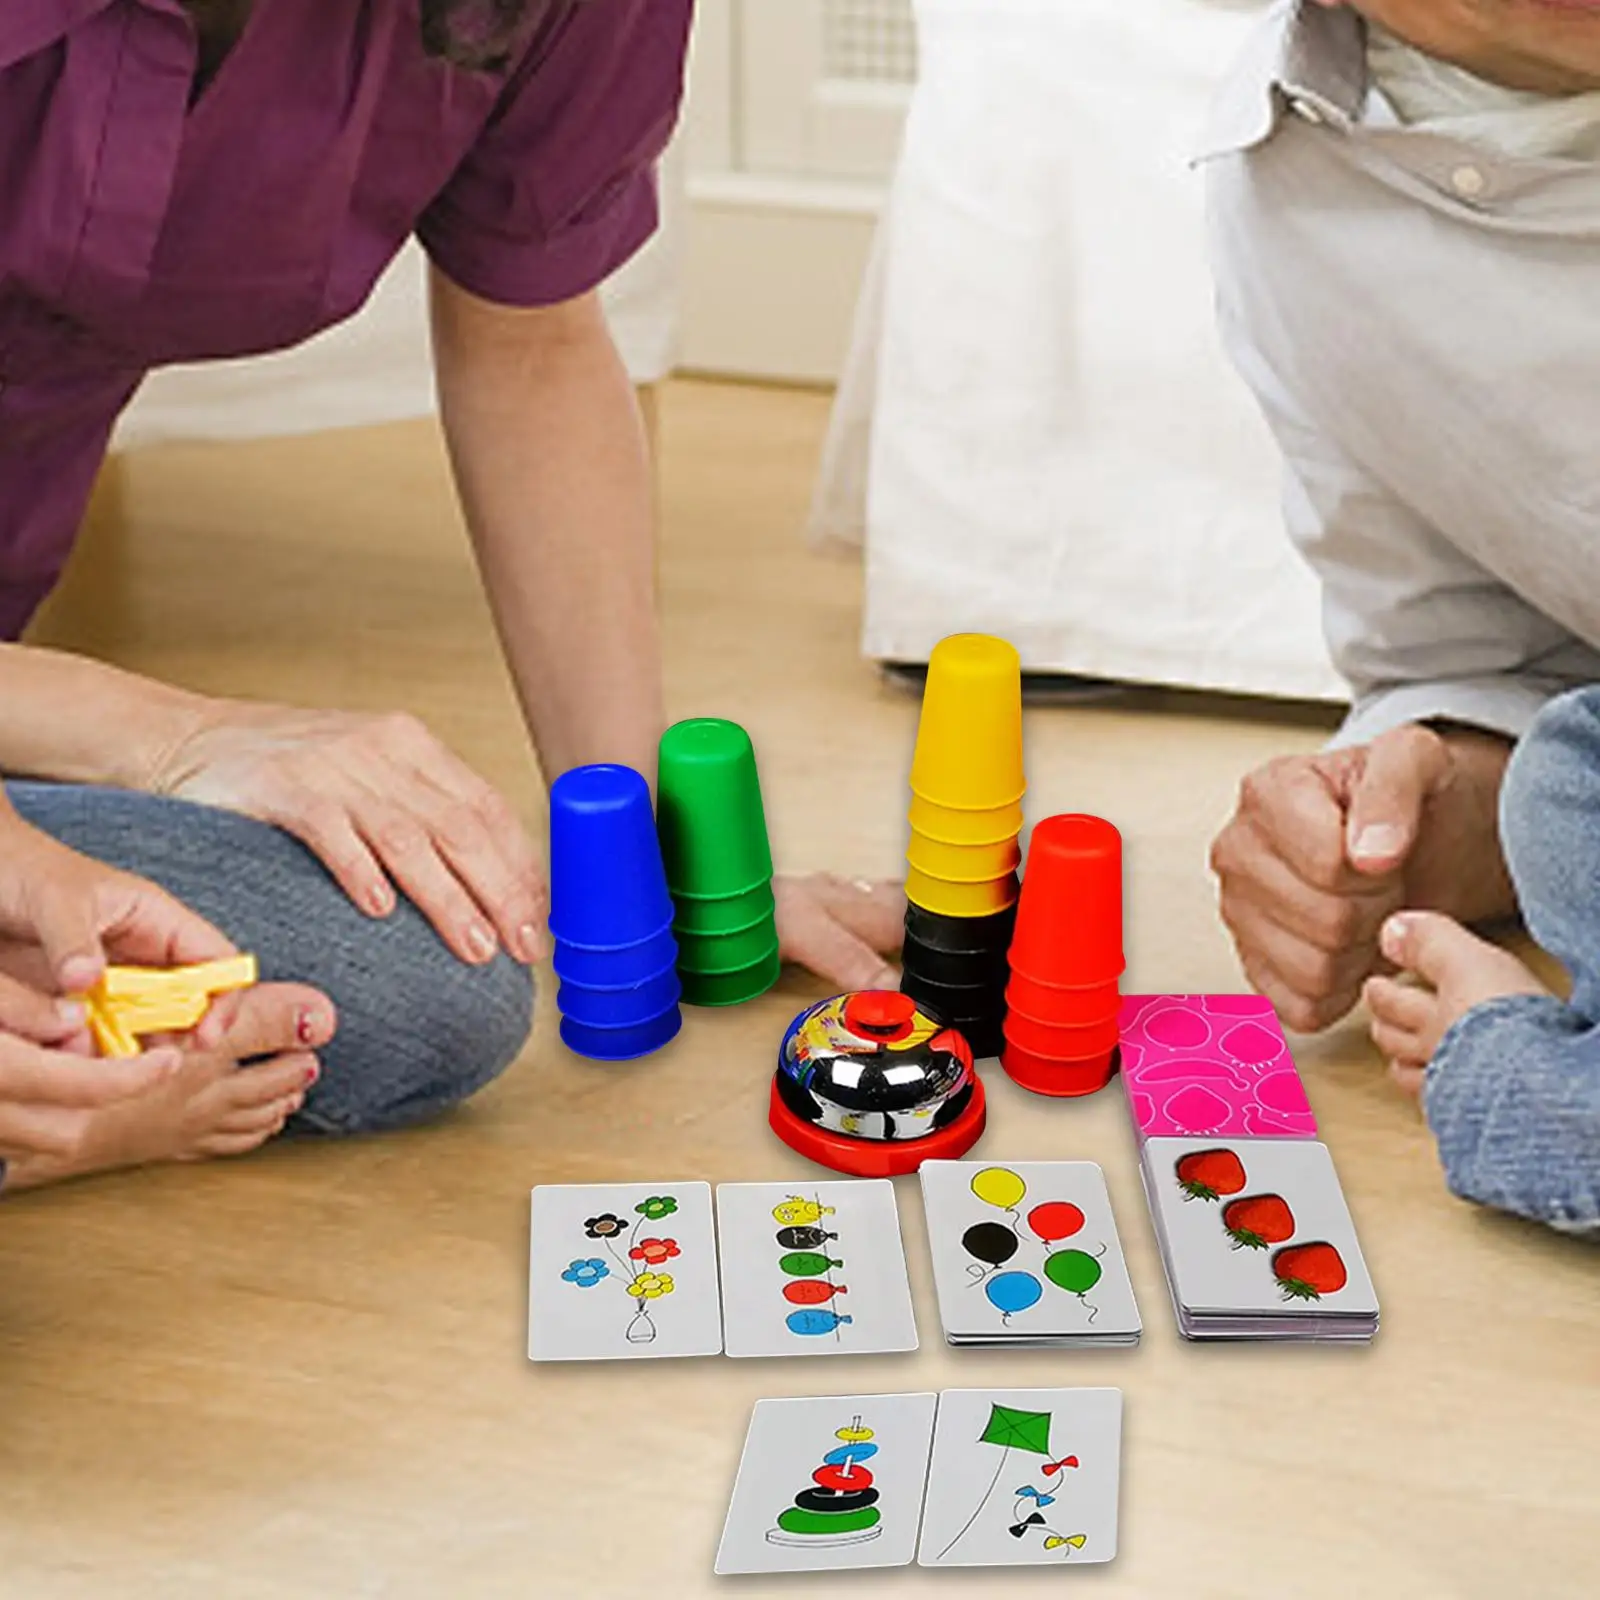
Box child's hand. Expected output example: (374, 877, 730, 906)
(776, 874, 904, 992)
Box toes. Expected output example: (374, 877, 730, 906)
(1378, 912, 1493, 986)
(219, 1052, 320, 1111)
(215, 1089, 305, 1136)
(192, 1127, 281, 1158)
(196, 983, 336, 1058)
(1364, 975, 1437, 1031)
(1371, 1017, 1429, 1067)
(1388, 1058, 1428, 1100)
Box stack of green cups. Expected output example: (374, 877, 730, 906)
(658, 718, 780, 1007)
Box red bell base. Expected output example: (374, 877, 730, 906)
(768, 1075, 987, 1176)
(1000, 1044, 1117, 1099)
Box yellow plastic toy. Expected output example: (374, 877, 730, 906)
(77, 955, 259, 1058)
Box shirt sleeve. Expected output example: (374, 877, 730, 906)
(417, 0, 693, 308)
(1212, 274, 1600, 752)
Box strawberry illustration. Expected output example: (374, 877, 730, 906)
(1272, 1242, 1348, 1301)
(1174, 1148, 1246, 1203)
(1221, 1194, 1295, 1251)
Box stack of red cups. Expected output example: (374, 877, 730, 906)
(1001, 814, 1124, 1097)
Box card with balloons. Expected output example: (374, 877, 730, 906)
(918, 1163, 1141, 1348)
(917, 1388, 1122, 1567)
(715, 1181, 920, 1359)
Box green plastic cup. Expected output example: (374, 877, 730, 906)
(671, 880, 777, 937)
(676, 917, 781, 975)
(658, 719, 774, 900)
(679, 944, 782, 1008)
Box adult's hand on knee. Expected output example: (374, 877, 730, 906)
(150, 702, 549, 969)
(0, 817, 235, 995)
(1211, 724, 1473, 1032)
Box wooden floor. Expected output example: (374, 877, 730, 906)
(4, 381, 1596, 1598)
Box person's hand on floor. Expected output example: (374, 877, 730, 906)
(1210, 723, 1516, 1033)
(148, 701, 548, 968)
(0, 811, 234, 996)
(777, 873, 905, 991)
(0, 982, 335, 1191)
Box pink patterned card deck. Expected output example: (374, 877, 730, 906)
(1117, 995, 1318, 1142)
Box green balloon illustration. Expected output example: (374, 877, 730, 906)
(1044, 1248, 1103, 1296)
(779, 1251, 842, 1278)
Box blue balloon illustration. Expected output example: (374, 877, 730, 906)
(786, 1308, 854, 1336)
(824, 1442, 879, 1466)
(985, 1270, 1043, 1317)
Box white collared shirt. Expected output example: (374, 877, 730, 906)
(1205, 2, 1600, 745)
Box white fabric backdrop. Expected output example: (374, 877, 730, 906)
(829, 0, 1342, 703)
(114, 138, 686, 450)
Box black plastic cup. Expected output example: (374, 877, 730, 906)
(902, 930, 1011, 989)
(903, 901, 1017, 957)
(902, 966, 1007, 1019)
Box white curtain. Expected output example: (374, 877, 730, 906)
(821, 0, 1342, 704)
(114, 138, 687, 450)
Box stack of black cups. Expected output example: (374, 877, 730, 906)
(900, 902, 1015, 1060)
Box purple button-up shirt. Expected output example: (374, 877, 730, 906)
(0, 0, 691, 638)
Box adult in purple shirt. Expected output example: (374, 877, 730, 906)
(0, 1, 902, 1190)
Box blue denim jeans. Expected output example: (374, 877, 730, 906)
(1425, 689, 1600, 1237)
(5, 782, 533, 1141)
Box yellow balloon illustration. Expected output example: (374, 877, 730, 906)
(970, 1166, 1026, 1210)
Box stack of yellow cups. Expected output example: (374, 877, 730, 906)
(900, 634, 1025, 1058)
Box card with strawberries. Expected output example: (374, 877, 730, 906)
(1139, 1138, 1378, 1342)
(1118, 995, 1319, 1144)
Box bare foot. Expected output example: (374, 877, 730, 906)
(2, 984, 335, 1191)
(1364, 911, 1549, 1098)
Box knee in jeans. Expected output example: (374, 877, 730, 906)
(318, 942, 535, 1133)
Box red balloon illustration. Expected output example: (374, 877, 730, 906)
(783, 1280, 848, 1306)
(1028, 1201, 1085, 1242)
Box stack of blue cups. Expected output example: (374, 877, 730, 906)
(549, 765, 683, 1061)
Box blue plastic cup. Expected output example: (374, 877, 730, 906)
(548, 765, 676, 950)
(560, 1004, 683, 1062)
(552, 924, 678, 989)
(557, 963, 682, 1028)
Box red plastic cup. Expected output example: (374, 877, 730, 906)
(1000, 1039, 1118, 1099)
(1002, 1009, 1118, 1059)
(1005, 971, 1121, 1026)
(1009, 814, 1124, 987)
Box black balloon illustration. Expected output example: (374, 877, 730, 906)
(963, 1222, 1020, 1267)
(776, 1225, 838, 1250)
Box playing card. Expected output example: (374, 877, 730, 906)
(918, 1389, 1122, 1568)
(714, 1392, 938, 1575)
(919, 1162, 1140, 1346)
(1119, 995, 1319, 1141)
(528, 1181, 722, 1361)
(1142, 1138, 1378, 1328)
(715, 1181, 919, 1359)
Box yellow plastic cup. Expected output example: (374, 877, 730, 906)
(905, 865, 1020, 919)
(908, 634, 1025, 811)
(907, 792, 1026, 846)
(906, 829, 1022, 884)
